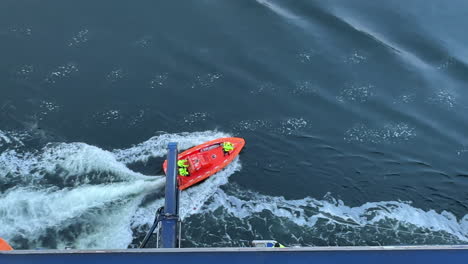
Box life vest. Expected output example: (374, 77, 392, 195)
(179, 167, 189, 176)
(177, 160, 189, 168)
(223, 142, 234, 152)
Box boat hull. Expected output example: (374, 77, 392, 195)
(163, 137, 245, 190)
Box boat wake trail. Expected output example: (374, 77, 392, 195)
(2, 129, 467, 249)
(130, 159, 242, 235)
(183, 187, 468, 247)
(0, 130, 232, 249)
(0, 179, 164, 249)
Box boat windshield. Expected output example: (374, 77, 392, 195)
(200, 144, 221, 152)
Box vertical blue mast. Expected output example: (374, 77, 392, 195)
(161, 142, 179, 248)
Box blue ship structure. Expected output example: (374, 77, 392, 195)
(2, 143, 468, 263)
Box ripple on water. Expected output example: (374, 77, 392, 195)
(336, 84, 375, 103)
(427, 89, 456, 109)
(344, 123, 416, 144)
(15, 65, 34, 79)
(234, 119, 273, 132)
(134, 35, 153, 48)
(297, 49, 318, 63)
(191, 73, 222, 89)
(93, 110, 122, 126)
(68, 29, 89, 47)
(234, 118, 309, 135)
(183, 112, 209, 126)
(8, 27, 32, 37)
(249, 82, 278, 95)
(393, 93, 416, 104)
(436, 57, 455, 70)
(456, 145, 468, 156)
(38, 101, 60, 121)
(44, 63, 79, 84)
(337, 84, 375, 103)
(150, 73, 168, 89)
(128, 110, 146, 127)
(276, 118, 309, 135)
(106, 69, 126, 83)
(344, 50, 367, 64)
(292, 81, 319, 95)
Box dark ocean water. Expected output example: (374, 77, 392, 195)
(1, 0, 468, 249)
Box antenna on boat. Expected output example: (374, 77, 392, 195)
(140, 142, 181, 248)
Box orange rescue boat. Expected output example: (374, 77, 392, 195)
(163, 137, 245, 190)
(0, 238, 13, 251)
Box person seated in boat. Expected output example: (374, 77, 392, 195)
(177, 159, 189, 168)
(222, 142, 234, 155)
(177, 159, 190, 176)
(178, 167, 189, 177)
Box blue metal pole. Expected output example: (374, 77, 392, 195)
(161, 142, 179, 248)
